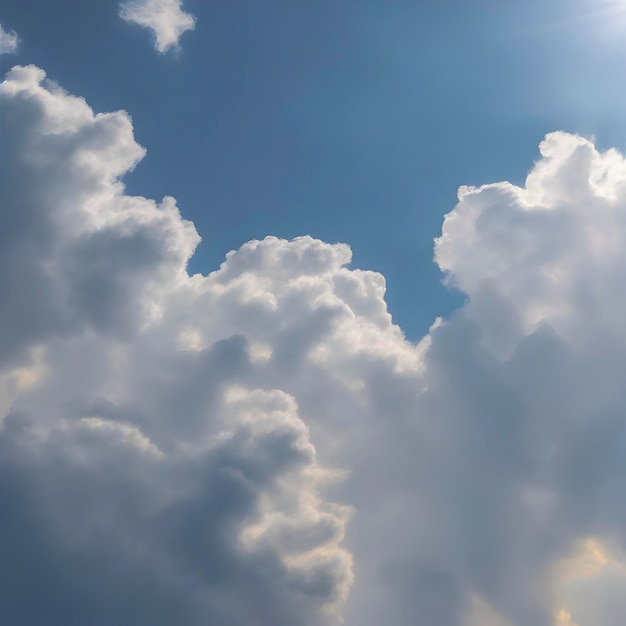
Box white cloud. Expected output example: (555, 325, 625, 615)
(0, 23, 18, 54)
(119, 0, 196, 53)
(0, 65, 352, 625)
(4, 62, 626, 626)
(435, 131, 626, 358)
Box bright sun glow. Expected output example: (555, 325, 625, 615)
(585, 0, 626, 23)
(569, 0, 626, 45)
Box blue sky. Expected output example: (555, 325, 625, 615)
(5, 2, 626, 626)
(5, 0, 625, 339)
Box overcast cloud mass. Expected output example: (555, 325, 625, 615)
(3, 23, 626, 626)
(119, 0, 195, 53)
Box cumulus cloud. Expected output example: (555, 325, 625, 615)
(4, 62, 626, 626)
(377, 129, 626, 626)
(0, 23, 18, 54)
(119, 0, 196, 53)
(0, 65, 352, 625)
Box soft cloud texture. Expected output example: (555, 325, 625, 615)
(4, 62, 626, 626)
(119, 0, 195, 53)
(0, 23, 18, 54)
(0, 65, 351, 625)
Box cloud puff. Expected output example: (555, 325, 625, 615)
(374, 129, 626, 626)
(435, 131, 626, 359)
(4, 61, 626, 626)
(119, 0, 196, 53)
(0, 24, 18, 54)
(0, 65, 352, 625)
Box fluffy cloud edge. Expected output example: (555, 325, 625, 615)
(0, 63, 355, 625)
(119, 0, 196, 53)
(6, 58, 626, 626)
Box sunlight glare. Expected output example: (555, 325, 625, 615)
(559, 0, 626, 49)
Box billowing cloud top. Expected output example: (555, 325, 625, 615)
(119, 0, 195, 53)
(3, 63, 626, 626)
(0, 23, 18, 54)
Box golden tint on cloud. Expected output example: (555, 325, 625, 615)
(556, 610, 579, 626)
(5, 62, 626, 626)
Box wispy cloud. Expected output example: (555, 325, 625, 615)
(119, 0, 196, 53)
(0, 23, 18, 54)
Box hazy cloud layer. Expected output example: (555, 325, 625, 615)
(119, 0, 195, 53)
(3, 64, 626, 626)
(0, 24, 18, 54)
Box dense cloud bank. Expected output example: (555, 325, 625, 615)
(2, 65, 626, 626)
(119, 0, 195, 53)
(0, 65, 351, 625)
